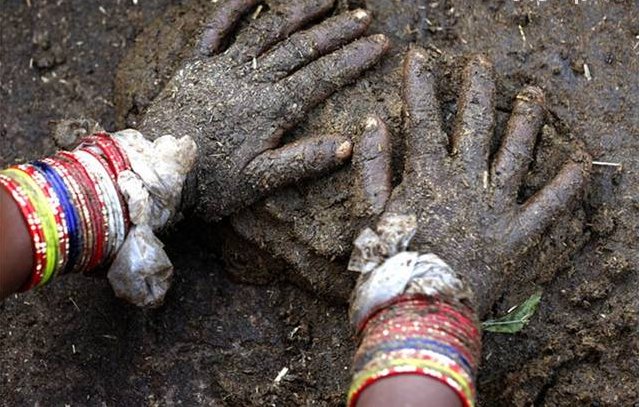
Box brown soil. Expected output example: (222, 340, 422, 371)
(0, 1, 637, 406)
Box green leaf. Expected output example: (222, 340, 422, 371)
(482, 291, 543, 334)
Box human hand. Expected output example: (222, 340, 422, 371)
(139, 0, 389, 221)
(227, 113, 393, 300)
(229, 46, 591, 311)
(362, 46, 591, 315)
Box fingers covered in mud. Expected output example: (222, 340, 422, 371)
(507, 158, 591, 249)
(352, 116, 392, 216)
(198, 0, 259, 56)
(452, 54, 496, 182)
(224, 0, 334, 63)
(402, 46, 449, 175)
(491, 86, 546, 208)
(255, 9, 372, 82)
(244, 135, 353, 194)
(277, 34, 388, 125)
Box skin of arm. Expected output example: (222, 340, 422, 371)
(0, 187, 32, 298)
(0, 2, 387, 300)
(358, 376, 462, 407)
(348, 45, 589, 407)
(0, 185, 462, 406)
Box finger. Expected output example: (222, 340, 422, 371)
(255, 9, 372, 82)
(198, 0, 260, 56)
(402, 46, 449, 175)
(225, 0, 334, 64)
(491, 86, 546, 209)
(352, 116, 392, 217)
(244, 135, 353, 194)
(451, 54, 496, 183)
(506, 159, 591, 249)
(276, 34, 389, 127)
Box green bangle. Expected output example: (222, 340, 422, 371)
(2, 168, 59, 285)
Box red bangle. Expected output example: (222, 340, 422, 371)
(0, 174, 47, 289)
(78, 134, 131, 233)
(43, 157, 91, 274)
(69, 151, 110, 271)
(95, 132, 131, 171)
(16, 164, 69, 278)
(83, 133, 131, 174)
(56, 151, 106, 272)
(79, 149, 124, 263)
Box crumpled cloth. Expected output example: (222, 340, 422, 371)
(107, 129, 197, 308)
(348, 213, 474, 329)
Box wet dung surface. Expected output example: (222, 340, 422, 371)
(0, 1, 638, 406)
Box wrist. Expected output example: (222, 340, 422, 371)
(347, 213, 481, 407)
(0, 133, 131, 290)
(0, 187, 33, 297)
(138, 110, 199, 216)
(0, 129, 196, 307)
(348, 295, 481, 407)
(356, 375, 463, 407)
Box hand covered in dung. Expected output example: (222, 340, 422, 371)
(356, 46, 591, 316)
(139, 0, 388, 221)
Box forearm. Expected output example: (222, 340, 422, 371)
(358, 374, 462, 407)
(0, 130, 195, 307)
(0, 133, 132, 300)
(349, 295, 480, 407)
(0, 187, 32, 298)
(347, 215, 480, 407)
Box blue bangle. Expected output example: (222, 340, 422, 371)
(32, 160, 81, 275)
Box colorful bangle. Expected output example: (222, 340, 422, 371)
(44, 157, 91, 274)
(80, 135, 131, 234)
(17, 164, 70, 277)
(32, 160, 81, 276)
(347, 295, 481, 407)
(57, 151, 107, 272)
(0, 174, 47, 289)
(75, 149, 125, 263)
(2, 132, 133, 290)
(1, 168, 59, 286)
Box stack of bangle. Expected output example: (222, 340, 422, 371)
(347, 295, 481, 407)
(0, 133, 131, 291)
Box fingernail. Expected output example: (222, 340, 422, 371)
(410, 46, 427, 60)
(518, 86, 545, 104)
(353, 9, 371, 21)
(371, 34, 388, 45)
(335, 140, 353, 160)
(365, 116, 378, 130)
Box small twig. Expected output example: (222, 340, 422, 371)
(583, 63, 592, 81)
(518, 24, 527, 45)
(69, 297, 81, 311)
(102, 334, 118, 340)
(251, 5, 263, 20)
(274, 367, 289, 385)
(592, 161, 622, 168)
(289, 326, 301, 339)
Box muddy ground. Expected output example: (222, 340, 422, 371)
(0, 0, 638, 406)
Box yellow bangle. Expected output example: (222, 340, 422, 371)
(2, 168, 59, 285)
